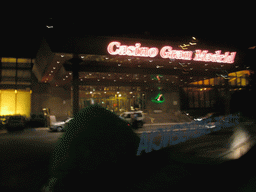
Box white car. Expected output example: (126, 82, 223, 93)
(49, 118, 73, 132)
(119, 111, 144, 128)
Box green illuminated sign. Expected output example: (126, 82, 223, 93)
(151, 93, 165, 103)
(151, 74, 163, 81)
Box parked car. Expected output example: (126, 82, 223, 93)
(49, 117, 73, 132)
(119, 111, 144, 128)
(5, 115, 26, 131)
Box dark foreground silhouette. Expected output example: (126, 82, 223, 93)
(42, 104, 140, 191)
(41, 104, 256, 191)
(1, 108, 256, 191)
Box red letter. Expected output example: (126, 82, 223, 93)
(230, 52, 236, 63)
(193, 50, 208, 61)
(138, 47, 149, 57)
(223, 52, 230, 63)
(183, 51, 193, 60)
(226, 52, 236, 63)
(119, 45, 128, 55)
(107, 41, 120, 55)
(205, 53, 213, 61)
(160, 46, 172, 58)
(135, 43, 141, 56)
(148, 48, 159, 57)
(214, 51, 222, 63)
(127, 46, 136, 56)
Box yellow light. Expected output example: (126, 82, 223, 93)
(0, 90, 31, 118)
(17, 58, 31, 63)
(1, 58, 16, 63)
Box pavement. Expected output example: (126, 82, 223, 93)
(143, 112, 192, 124)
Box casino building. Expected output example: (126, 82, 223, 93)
(0, 35, 252, 120)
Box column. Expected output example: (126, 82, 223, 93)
(70, 55, 83, 116)
(225, 78, 231, 115)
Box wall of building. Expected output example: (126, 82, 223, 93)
(145, 90, 180, 113)
(31, 73, 71, 121)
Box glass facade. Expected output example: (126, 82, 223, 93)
(183, 70, 251, 109)
(1, 57, 33, 85)
(71, 85, 145, 113)
(189, 70, 250, 87)
(0, 58, 33, 117)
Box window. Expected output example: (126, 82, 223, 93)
(210, 78, 215, 86)
(194, 92, 199, 108)
(205, 91, 210, 107)
(17, 71, 31, 78)
(199, 91, 204, 107)
(215, 77, 221, 85)
(2, 70, 15, 77)
(204, 79, 209, 85)
(1, 57, 32, 86)
(188, 92, 194, 108)
(240, 74, 248, 86)
(237, 77, 241, 86)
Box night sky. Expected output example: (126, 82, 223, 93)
(1, 13, 255, 60)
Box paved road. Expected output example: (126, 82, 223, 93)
(0, 129, 62, 191)
(0, 123, 256, 191)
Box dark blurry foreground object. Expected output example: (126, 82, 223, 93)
(42, 104, 140, 191)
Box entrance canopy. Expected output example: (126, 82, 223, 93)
(35, 35, 241, 90)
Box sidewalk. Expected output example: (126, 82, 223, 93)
(143, 112, 192, 124)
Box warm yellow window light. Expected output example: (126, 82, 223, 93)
(1, 57, 16, 63)
(190, 70, 251, 86)
(0, 90, 31, 118)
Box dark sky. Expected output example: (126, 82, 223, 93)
(1, 12, 255, 58)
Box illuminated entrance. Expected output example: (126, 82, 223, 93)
(75, 86, 143, 113)
(35, 36, 249, 117)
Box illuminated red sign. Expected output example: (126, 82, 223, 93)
(107, 41, 236, 64)
(193, 50, 236, 63)
(107, 41, 158, 58)
(160, 46, 193, 60)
